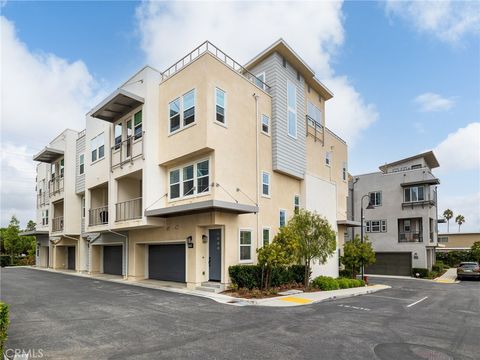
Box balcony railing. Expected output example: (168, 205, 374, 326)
(399, 232, 423, 243)
(116, 197, 142, 221)
(89, 206, 109, 226)
(49, 176, 64, 196)
(52, 216, 64, 232)
(37, 193, 49, 208)
(306, 115, 323, 142)
(110, 133, 144, 171)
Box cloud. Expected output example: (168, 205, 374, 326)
(0, 16, 102, 226)
(414, 92, 455, 112)
(438, 192, 480, 233)
(135, 1, 377, 146)
(433, 122, 480, 172)
(385, 0, 480, 44)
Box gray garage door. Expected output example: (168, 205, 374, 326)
(365, 252, 412, 276)
(103, 245, 123, 276)
(149, 244, 185, 282)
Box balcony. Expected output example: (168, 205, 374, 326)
(116, 197, 142, 221)
(398, 218, 423, 243)
(89, 206, 109, 226)
(399, 231, 423, 243)
(110, 133, 144, 171)
(49, 176, 64, 195)
(37, 192, 49, 208)
(52, 216, 64, 232)
(306, 115, 323, 142)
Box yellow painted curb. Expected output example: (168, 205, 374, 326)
(279, 296, 313, 304)
(434, 279, 456, 283)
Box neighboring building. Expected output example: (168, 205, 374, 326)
(437, 233, 480, 252)
(349, 151, 440, 275)
(32, 39, 349, 290)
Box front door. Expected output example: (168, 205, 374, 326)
(208, 229, 222, 282)
(67, 247, 75, 270)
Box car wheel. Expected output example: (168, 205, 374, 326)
(457, 276, 462, 281)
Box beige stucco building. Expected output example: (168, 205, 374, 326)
(437, 233, 480, 252)
(32, 40, 349, 290)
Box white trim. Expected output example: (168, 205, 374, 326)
(261, 114, 270, 136)
(255, 71, 267, 91)
(168, 157, 211, 201)
(294, 194, 300, 212)
(262, 227, 271, 247)
(325, 151, 332, 167)
(261, 171, 271, 198)
(214, 87, 227, 127)
(238, 228, 253, 263)
(78, 153, 85, 175)
(168, 88, 197, 135)
(287, 79, 297, 139)
(279, 209, 287, 227)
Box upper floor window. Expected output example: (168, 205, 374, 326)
(404, 186, 424, 202)
(42, 209, 49, 226)
(287, 80, 297, 138)
(366, 220, 387, 233)
(294, 195, 300, 213)
(411, 164, 422, 169)
(255, 72, 267, 91)
(261, 114, 270, 135)
(134, 110, 143, 140)
(79, 154, 85, 175)
(262, 228, 270, 247)
(307, 101, 322, 127)
(169, 159, 209, 200)
(60, 159, 64, 178)
(369, 191, 382, 206)
(279, 209, 286, 227)
(342, 162, 347, 181)
(114, 123, 122, 150)
(325, 151, 332, 166)
(81, 196, 85, 218)
(215, 88, 226, 124)
(91, 133, 105, 163)
(169, 90, 196, 133)
(51, 163, 56, 179)
(262, 171, 270, 197)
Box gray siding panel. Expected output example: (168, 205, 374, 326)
(250, 52, 306, 179)
(75, 135, 86, 194)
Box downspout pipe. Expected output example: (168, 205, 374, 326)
(253, 93, 260, 253)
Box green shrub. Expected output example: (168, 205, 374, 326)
(0, 302, 9, 355)
(311, 276, 339, 291)
(436, 251, 474, 267)
(337, 278, 365, 289)
(229, 265, 308, 290)
(432, 261, 445, 273)
(0, 255, 11, 267)
(412, 268, 429, 278)
(353, 279, 365, 287)
(339, 269, 352, 278)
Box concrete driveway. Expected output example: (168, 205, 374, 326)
(1, 268, 479, 359)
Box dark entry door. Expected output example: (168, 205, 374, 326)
(365, 252, 412, 276)
(209, 229, 222, 281)
(67, 247, 75, 270)
(46, 248, 50, 268)
(103, 245, 123, 275)
(149, 244, 185, 282)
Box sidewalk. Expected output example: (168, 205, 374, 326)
(434, 268, 459, 284)
(27, 266, 390, 307)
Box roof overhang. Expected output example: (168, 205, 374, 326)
(90, 89, 144, 123)
(145, 200, 258, 217)
(244, 39, 333, 101)
(400, 178, 440, 187)
(379, 151, 440, 172)
(437, 219, 446, 224)
(337, 220, 362, 227)
(33, 147, 64, 163)
(19, 230, 49, 236)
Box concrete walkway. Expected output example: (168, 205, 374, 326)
(26, 266, 390, 307)
(434, 268, 459, 284)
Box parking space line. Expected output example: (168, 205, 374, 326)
(367, 294, 410, 301)
(406, 296, 428, 308)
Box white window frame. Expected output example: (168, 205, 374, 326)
(168, 89, 196, 134)
(79, 154, 85, 175)
(366, 220, 371, 232)
(307, 101, 322, 127)
(261, 171, 271, 197)
(294, 195, 300, 213)
(168, 158, 210, 201)
(215, 87, 227, 126)
(239, 229, 253, 263)
(279, 209, 287, 227)
(369, 191, 382, 206)
(255, 72, 266, 91)
(91, 133, 105, 164)
(325, 151, 332, 167)
(262, 227, 271, 247)
(287, 80, 297, 138)
(371, 220, 381, 233)
(404, 186, 425, 203)
(261, 114, 270, 135)
(342, 162, 347, 181)
(381, 219, 387, 232)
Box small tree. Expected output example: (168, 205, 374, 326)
(288, 209, 336, 288)
(471, 241, 480, 263)
(443, 209, 453, 233)
(341, 235, 376, 279)
(26, 220, 36, 232)
(455, 215, 465, 232)
(3, 216, 21, 265)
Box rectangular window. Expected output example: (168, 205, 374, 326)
(169, 170, 180, 199)
(239, 230, 252, 261)
(279, 209, 286, 227)
(261, 114, 270, 134)
(183, 90, 195, 126)
(126, 120, 132, 157)
(81, 197, 85, 218)
(79, 154, 84, 175)
(169, 160, 210, 200)
(325, 151, 332, 166)
(51, 163, 56, 179)
(371, 220, 381, 232)
(369, 191, 382, 206)
(60, 159, 64, 178)
(342, 162, 347, 181)
(262, 228, 270, 247)
(255, 72, 266, 90)
(134, 110, 142, 140)
(294, 195, 300, 213)
(262, 172, 270, 197)
(307, 101, 322, 127)
(98, 133, 105, 159)
(196, 160, 210, 193)
(114, 123, 122, 150)
(366, 221, 371, 232)
(287, 80, 297, 137)
(404, 220, 411, 232)
(215, 88, 226, 124)
(381, 220, 387, 232)
(169, 98, 181, 132)
(404, 186, 425, 203)
(91, 133, 105, 162)
(183, 165, 194, 196)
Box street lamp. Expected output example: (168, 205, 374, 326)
(360, 194, 375, 279)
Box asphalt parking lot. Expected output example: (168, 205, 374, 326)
(1, 268, 479, 359)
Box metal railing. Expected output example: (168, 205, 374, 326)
(37, 193, 49, 207)
(399, 232, 423, 243)
(116, 197, 142, 221)
(306, 115, 324, 142)
(110, 133, 144, 171)
(52, 216, 64, 232)
(161, 41, 270, 91)
(89, 206, 109, 226)
(49, 176, 64, 195)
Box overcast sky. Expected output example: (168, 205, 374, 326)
(1, 1, 479, 231)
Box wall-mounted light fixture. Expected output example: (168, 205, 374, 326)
(202, 235, 208, 243)
(413, 252, 418, 260)
(186, 236, 194, 248)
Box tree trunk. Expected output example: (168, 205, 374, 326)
(304, 260, 310, 289)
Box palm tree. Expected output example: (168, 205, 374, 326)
(455, 215, 465, 232)
(443, 209, 453, 233)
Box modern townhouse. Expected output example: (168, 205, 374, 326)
(32, 39, 349, 290)
(349, 151, 440, 275)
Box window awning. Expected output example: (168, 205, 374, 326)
(145, 200, 258, 217)
(400, 178, 440, 187)
(19, 230, 49, 236)
(33, 147, 64, 163)
(337, 220, 361, 227)
(90, 89, 144, 123)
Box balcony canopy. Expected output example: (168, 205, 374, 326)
(33, 146, 64, 163)
(145, 200, 258, 218)
(400, 178, 440, 187)
(91, 89, 144, 123)
(337, 220, 361, 227)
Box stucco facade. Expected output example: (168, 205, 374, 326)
(437, 232, 480, 251)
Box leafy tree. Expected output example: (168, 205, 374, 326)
(341, 234, 376, 279)
(455, 215, 465, 232)
(26, 220, 36, 232)
(3, 216, 21, 265)
(287, 209, 336, 288)
(257, 227, 297, 289)
(443, 209, 453, 233)
(471, 241, 480, 263)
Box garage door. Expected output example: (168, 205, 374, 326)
(149, 244, 185, 282)
(365, 252, 412, 276)
(103, 245, 123, 276)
